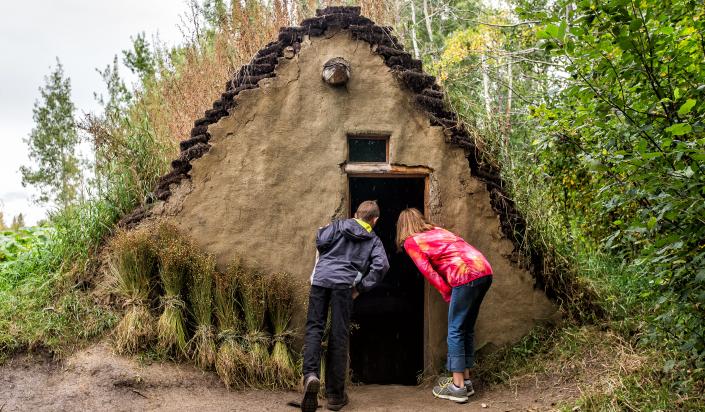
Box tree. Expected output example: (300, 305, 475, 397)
(10, 214, 25, 230)
(122, 33, 156, 83)
(20, 59, 82, 209)
(0, 210, 6, 230)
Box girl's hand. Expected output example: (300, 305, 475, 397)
(352, 288, 360, 300)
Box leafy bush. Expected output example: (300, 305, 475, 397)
(528, 0, 705, 392)
(0, 227, 53, 287)
(421, 0, 704, 404)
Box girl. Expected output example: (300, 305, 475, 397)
(396, 208, 492, 403)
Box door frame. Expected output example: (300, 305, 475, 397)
(344, 164, 431, 220)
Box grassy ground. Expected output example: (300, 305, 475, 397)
(0, 273, 116, 361)
(0, 209, 118, 361)
(477, 325, 704, 410)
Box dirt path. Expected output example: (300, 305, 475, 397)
(0, 343, 577, 411)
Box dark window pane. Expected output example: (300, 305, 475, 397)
(349, 138, 387, 162)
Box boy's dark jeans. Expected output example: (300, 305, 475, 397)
(447, 275, 492, 372)
(303, 285, 353, 399)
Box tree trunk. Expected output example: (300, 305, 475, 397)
(506, 55, 513, 136)
(481, 51, 492, 127)
(505, 55, 513, 168)
(422, 0, 433, 43)
(409, 1, 420, 59)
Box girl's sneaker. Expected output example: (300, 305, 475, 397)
(432, 379, 468, 403)
(464, 379, 475, 396)
(437, 377, 475, 396)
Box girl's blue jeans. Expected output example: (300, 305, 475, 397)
(446, 275, 492, 372)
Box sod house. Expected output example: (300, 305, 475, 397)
(121, 6, 557, 384)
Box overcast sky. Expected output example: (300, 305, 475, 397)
(0, 0, 190, 226)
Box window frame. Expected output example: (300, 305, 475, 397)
(347, 135, 390, 164)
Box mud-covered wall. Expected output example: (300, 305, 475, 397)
(154, 32, 557, 371)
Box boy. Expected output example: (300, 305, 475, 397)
(301, 200, 389, 412)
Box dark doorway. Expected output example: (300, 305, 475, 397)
(348, 176, 425, 385)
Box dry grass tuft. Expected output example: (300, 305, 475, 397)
(213, 265, 246, 388)
(153, 223, 191, 358)
(188, 252, 217, 369)
(214, 270, 241, 334)
(476, 325, 672, 409)
(231, 260, 270, 386)
(216, 339, 249, 389)
(107, 228, 308, 390)
(144, 1, 296, 150)
(96, 242, 305, 391)
(266, 271, 301, 388)
(107, 228, 158, 354)
(113, 304, 156, 355)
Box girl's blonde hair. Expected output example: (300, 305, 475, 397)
(396, 208, 434, 249)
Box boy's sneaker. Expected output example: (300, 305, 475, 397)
(432, 379, 468, 403)
(326, 393, 349, 411)
(301, 374, 320, 412)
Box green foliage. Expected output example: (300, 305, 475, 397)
(527, 0, 705, 392)
(410, 0, 704, 404)
(201, 0, 229, 28)
(0, 173, 157, 360)
(0, 227, 52, 269)
(122, 32, 156, 83)
(94, 56, 132, 116)
(84, 56, 171, 202)
(2, 7, 184, 360)
(399, 0, 483, 59)
(0, 224, 116, 360)
(20, 58, 83, 209)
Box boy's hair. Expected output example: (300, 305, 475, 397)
(355, 200, 380, 222)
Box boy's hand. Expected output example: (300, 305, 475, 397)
(352, 288, 360, 300)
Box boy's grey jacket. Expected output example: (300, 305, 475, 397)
(311, 219, 389, 293)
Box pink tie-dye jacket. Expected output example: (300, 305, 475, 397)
(403, 228, 493, 303)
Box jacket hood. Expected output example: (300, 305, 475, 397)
(340, 218, 375, 241)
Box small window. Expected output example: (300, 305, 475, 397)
(348, 136, 388, 163)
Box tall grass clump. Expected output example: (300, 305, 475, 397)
(266, 271, 299, 388)
(188, 251, 217, 369)
(154, 223, 190, 358)
(235, 261, 270, 386)
(214, 265, 247, 388)
(108, 228, 157, 354)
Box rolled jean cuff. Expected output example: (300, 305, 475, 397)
(465, 356, 475, 369)
(446, 354, 466, 372)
